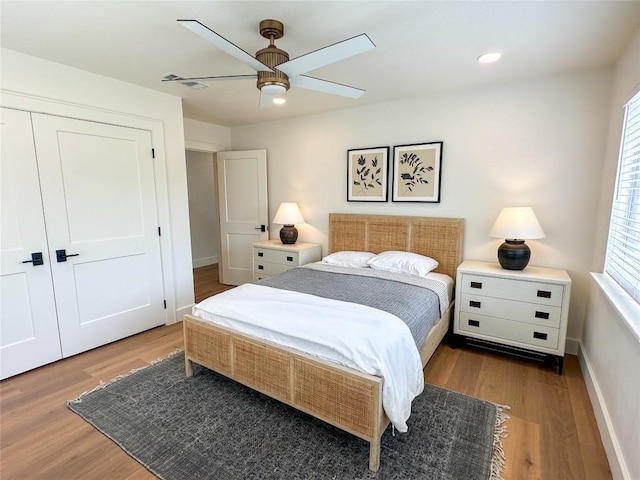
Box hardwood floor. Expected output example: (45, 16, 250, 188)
(193, 263, 234, 303)
(0, 265, 611, 479)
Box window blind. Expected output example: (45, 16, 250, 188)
(605, 91, 640, 304)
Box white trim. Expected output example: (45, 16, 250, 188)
(578, 341, 631, 480)
(185, 139, 226, 153)
(0, 89, 177, 324)
(564, 337, 579, 355)
(192, 256, 219, 268)
(591, 272, 640, 343)
(176, 304, 195, 320)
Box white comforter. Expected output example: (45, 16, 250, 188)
(192, 283, 424, 432)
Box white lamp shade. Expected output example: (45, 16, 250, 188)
(489, 207, 545, 240)
(273, 202, 305, 225)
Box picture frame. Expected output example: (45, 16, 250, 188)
(392, 142, 443, 203)
(347, 146, 389, 202)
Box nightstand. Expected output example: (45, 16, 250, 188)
(453, 260, 571, 374)
(252, 240, 322, 281)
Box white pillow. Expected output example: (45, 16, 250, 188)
(322, 251, 375, 268)
(367, 251, 439, 277)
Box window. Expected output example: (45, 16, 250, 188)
(604, 90, 640, 305)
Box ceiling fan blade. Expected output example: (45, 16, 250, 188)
(277, 34, 375, 77)
(259, 91, 275, 109)
(289, 75, 365, 99)
(162, 74, 257, 82)
(177, 20, 273, 73)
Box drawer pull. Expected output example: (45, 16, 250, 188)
(535, 311, 550, 320)
(469, 300, 482, 308)
(286, 256, 293, 262)
(258, 252, 264, 257)
(258, 265, 264, 270)
(470, 281, 483, 289)
(468, 319, 480, 327)
(533, 331, 548, 340)
(537, 290, 552, 298)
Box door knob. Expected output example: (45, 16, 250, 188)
(22, 252, 44, 266)
(56, 249, 79, 262)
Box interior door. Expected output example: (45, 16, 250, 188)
(31, 114, 166, 357)
(0, 108, 62, 379)
(216, 150, 268, 285)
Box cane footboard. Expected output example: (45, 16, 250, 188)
(183, 301, 452, 471)
(183, 314, 387, 470)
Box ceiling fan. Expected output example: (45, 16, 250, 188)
(166, 19, 375, 108)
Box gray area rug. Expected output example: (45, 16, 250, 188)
(69, 352, 508, 480)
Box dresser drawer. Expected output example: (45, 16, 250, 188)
(459, 293, 562, 328)
(254, 261, 291, 276)
(460, 273, 565, 307)
(457, 311, 559, 350)
(254, 248, 299, 265)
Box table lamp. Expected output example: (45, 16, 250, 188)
(489, 207, 545, 270)
(273, 202, 305, 244)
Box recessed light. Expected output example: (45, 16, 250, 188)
(477, 52, 502, 64)
(273, 97, 286, 105)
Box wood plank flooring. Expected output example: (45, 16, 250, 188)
(0, 265, 611, 479)
(193, 263, 234, 303)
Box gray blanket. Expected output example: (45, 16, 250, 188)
(257, 267, 440, 348)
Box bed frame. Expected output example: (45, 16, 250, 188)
(183, 214, 464, 471)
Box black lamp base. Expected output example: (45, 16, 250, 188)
(279, 225, 298, 244)
(497, 240, 530, 270)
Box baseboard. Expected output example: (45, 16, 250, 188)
(192, 256, 218, 268)
(578, 341, 630, 480)
(565, 337, 580, 355)
(175, 304, 195, 324)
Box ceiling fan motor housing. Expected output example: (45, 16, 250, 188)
(256, 19, 290, 94)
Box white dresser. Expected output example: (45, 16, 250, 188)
(454, 260, 571, 373)
(252, 240, 322, 281)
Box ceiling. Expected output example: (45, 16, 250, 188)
(1, 1, 638, 127)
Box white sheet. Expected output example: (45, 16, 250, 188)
(192, 283, 425, 432)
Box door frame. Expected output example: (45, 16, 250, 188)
(0, 91, 177, 324)
(184, 139, 226, 281)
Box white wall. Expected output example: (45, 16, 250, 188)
(0, 48, 194, 321)
(581, 28, 640, 480)
(186, 151, 219, 267)
(231, 69, 613, 347)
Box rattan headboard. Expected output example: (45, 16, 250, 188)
(328, 213, 464, 281)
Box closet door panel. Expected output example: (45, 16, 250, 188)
(0, 108, 62, 379)
(31, 114, 166, 357)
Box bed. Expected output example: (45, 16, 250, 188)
(182, 213, 464, 471)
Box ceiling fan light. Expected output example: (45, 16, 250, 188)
(272, 97, 286, 105)
(261, 84, 287, 95)
(477, 52, 502, 64)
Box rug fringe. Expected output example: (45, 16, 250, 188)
(68, 349, 183, 405)
(490, 403, 510, 480)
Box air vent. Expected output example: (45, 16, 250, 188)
(181, 81, 209, 90)
(161, 73, 209, 90)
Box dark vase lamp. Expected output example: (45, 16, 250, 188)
(489, 207, 545, 270)
(273, 202, 305, 245)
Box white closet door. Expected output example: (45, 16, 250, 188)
(31, 114, 165, 357)
(0, 108, 62, 379)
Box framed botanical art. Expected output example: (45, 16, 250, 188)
(392, 142, 443, 202)
(347, 146, 389, 202)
